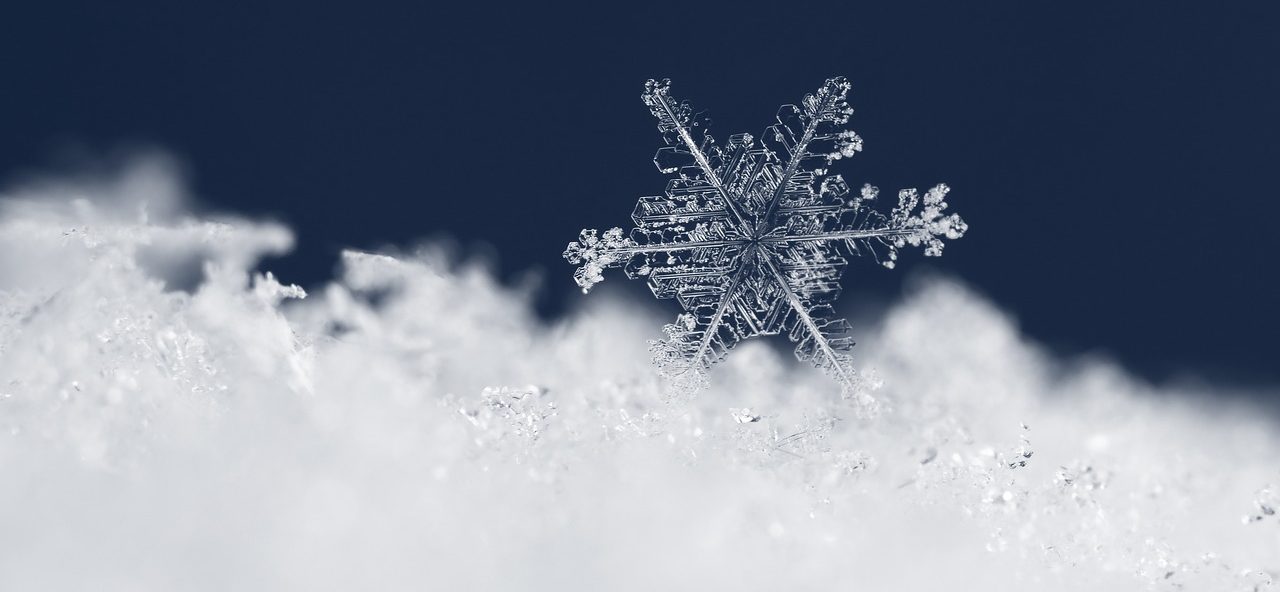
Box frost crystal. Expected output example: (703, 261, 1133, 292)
(564, 78, 967, 391)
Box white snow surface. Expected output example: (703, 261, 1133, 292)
(1, 157, 1278, 591)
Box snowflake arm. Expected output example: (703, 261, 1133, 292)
(755, 77, 856, 236)
(758, 253, 857, 389)
(641, 79, 754, 232)
(650, 253, 755, 382)
(763, 183, 968, 268)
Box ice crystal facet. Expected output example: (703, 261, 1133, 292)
(564, 78, 967, 392)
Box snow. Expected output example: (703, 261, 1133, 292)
(0, 156, 1277, 591)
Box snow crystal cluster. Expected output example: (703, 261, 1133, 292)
(1, 157, 1277, 591)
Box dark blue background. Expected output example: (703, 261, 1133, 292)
(3, 3, 1277, 385)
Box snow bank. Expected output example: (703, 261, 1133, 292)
(1, 157, 1276, 591)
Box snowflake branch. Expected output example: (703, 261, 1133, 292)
(756, 117, 821, 235)
(760, 227, 915, 245)
(755, 78, 853, 236)
(605, 239, 742, 256)
(564, 227, 747, 293)
(684, 251, 753, 372)
(643, 82, 754, 234)
(758, 254, 856, 388)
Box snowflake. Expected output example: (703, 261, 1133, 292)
(564, 78, 967, 394)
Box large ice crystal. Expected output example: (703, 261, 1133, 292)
(564, 78, 966, 393)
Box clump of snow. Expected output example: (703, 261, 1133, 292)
(1, 157, 1277, 591)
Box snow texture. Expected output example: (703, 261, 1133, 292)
(1, 157, 1278, 591)
(564, 78, 966, 397)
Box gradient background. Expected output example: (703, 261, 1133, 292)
(2, 2, 1277, 385)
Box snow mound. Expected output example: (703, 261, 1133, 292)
(1, 158, 1276, 591)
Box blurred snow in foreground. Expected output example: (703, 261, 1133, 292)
(1, 157, 1277, 591)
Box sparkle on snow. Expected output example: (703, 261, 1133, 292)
(565, 78, 968, 393)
